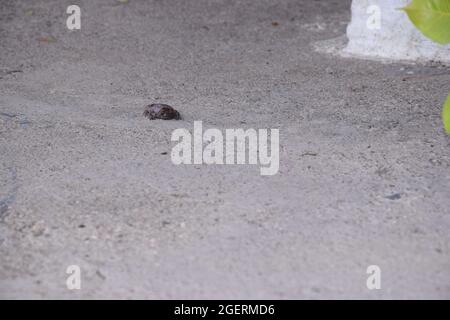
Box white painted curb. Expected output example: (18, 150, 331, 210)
(343, 0, 450, 63)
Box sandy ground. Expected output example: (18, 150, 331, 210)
(0, 0, 449, 299)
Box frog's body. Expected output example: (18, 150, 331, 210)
(143, 104, 181, 120)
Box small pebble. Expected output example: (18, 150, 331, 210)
(143, 104, 181, 120)
(385, 193, 401, 200)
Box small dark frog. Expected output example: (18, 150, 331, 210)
(143, 104, 181, 120)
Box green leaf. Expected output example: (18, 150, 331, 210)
(402, 0, 450, 44)
(443, 94, 450, 135)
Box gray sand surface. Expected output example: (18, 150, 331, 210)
(0, 0, 449, 299)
